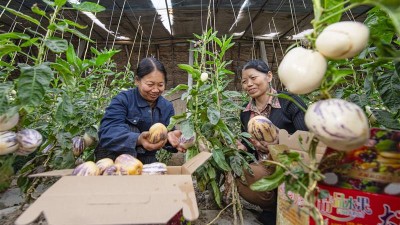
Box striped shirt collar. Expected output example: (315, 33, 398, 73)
(243, 88, 281, 115)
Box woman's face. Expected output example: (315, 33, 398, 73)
(136, 70, 166, 103)
(241, 68, 272, 98)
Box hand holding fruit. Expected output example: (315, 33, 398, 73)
(167, 130, 186, 153)
(137, 131, 167, 151)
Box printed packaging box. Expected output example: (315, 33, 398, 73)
(275, 128, 400, 225)
(15, 151, 212, 225)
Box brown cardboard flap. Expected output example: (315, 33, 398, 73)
(278, 129, 326, 154)
(15, 175, 199, 225)
(182, 151, 212, 175)
(29, 169, 73, 177)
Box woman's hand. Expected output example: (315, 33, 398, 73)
(137, 131, 167, 151)
(236, 140, 247, 151)
(250, 139, 270, 154)
(167, 130, 187, 153)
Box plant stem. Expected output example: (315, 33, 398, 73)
(36, 6, 61, 65)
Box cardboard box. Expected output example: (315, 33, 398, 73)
(269, 130, 327, 225)
(312, 183, 400, 225)
(275, 128, 400, 225)
(15, 151, 212, 225)
(319, 128, 400, 196)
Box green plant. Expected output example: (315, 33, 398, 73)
(167, 29, 255, 223)
(249, 1, 399, 224)
(0, 0, 133, 203)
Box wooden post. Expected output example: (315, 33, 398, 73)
(259, 41, 269, 67)
(188, 42, 194, 88)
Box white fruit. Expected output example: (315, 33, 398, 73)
(278, 47, 327, 94)
(305, 99, 369, 151)
(316, 21, 369, 59)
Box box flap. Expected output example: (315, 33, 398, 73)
(278, 129, 326, 154)
(182, 151, 212, 175)
(15, 175, 199, 225)
(29, 169, 73, 177)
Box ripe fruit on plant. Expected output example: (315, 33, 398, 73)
(72, 161, 100, 176)
(0, 113, 19, 132)
(316, 21, 369, 59)
(114, 154, 143, 175)
(15, 129, 42, 155)
(200, 72, 208, 82)
(96, 158, 114, 175)
(278, 47, 327, 94)
(0, 131, 19, 155)
(83, 132, 96, 147)
(247, 115, 279, 143)
(72, 136, 85, 157)
(148, 123, 168, 144)
(305, 99, 369, 151)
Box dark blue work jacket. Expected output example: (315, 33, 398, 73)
(95, 88, 175, 163)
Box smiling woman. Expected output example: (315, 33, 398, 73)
(94, 57, 187, 164)
(236, 59, 308, 225)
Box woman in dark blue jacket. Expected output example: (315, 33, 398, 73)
(95, 57, 184, 164)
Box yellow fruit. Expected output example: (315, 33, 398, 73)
(114, 154, 143, 175)
(72, 161, 100, 176)
(95, 158, 114, 175)
(148, 123, 168, 144)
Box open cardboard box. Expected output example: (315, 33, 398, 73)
(269, 130, 327, 225)
(15, 151, 212, 225)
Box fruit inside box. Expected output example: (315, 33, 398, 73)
(318, 128, 400, 196)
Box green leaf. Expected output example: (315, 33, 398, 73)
(20, 37, 40, 48)
(230, 156, 243, 177)
(17, 63, 53, 107)
(250, 167, 285, 191)
(0, 32, 31, 40)
(207, 105, 220, 125)
(55, 0, 67, 7)
(64, 19, 87, 29)
(165, 84, 188, 96)
(0, 6, 40, 26)
(321, 0, 344, 25)
(372, 109, 400, 129)
(212, 148, 230, 171)
(44, 37, 68, 53)
(31, 4, 47, 17)
(374, 71, 400, 112)
(55, 93, 73, 125)
(95, 49, 120, 66)
(71, 2, 106, 13)
(210, 179, 222, 208)
(64, 28, 94, 43)
(222, 90, 242, 98)
(0, 44, 20, 58)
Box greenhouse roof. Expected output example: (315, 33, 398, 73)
(1, 0, 370, 45)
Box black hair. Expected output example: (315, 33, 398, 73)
(136, 57, 168, 83)
(242, 59, 270, 74)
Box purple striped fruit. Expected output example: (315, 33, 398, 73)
(247, 115, 279, 143)
(0, 131, 19, 155)
(95, 158, 114, 175)
(72, 161, 100, 176)
(15, 129, 42, 155)
(305, 99, 369, 151)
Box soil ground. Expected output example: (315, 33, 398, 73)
(0, 153, 264, 225)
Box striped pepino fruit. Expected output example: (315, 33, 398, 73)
(148, 123, 168, 144)
(72, 161, 100, 176)
(247, 115, 279, 143)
